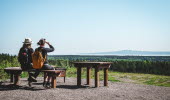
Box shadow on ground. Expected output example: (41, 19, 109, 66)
(0, 82, 45, 91)
(0, 81, 90, 91)
(56, 85, 89, 89)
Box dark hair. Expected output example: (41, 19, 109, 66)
(22, 44, 31, 48)
(37, 39, 46, 45)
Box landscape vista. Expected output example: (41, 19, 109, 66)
(0, 1, 170, 100)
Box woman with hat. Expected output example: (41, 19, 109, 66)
(18, 38, 37, 86)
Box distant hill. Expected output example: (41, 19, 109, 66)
(82, 50, 170, 56)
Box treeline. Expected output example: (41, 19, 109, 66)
(49, 56, 170, 76)
(111, 61, 170, 75)
(49, 55, 170, 61)
(0, 53, 19, 69)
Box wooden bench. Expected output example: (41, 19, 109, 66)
(4, 67, 22, 85)
(4, 67, 67, 88)
(54, 67, 67, 83)
(41, 70, 65, 88)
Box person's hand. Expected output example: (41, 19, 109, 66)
(45, 41, 50, 45)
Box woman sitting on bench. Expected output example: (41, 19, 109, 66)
(18, 38, 37, 83)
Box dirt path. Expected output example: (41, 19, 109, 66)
(0, 77, 170, 100)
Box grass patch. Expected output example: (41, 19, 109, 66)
(109, 71, 170, 87)
(144, 76, 170, 87)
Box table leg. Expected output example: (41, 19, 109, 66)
(10, 73, 14, 82)
(87, 67, 91, 85)
(77, 67, 82, 87)
(104, 68, 108, 86)
(95, 67, 99, 87)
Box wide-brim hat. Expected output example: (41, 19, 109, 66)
(23, 38, 33, 44)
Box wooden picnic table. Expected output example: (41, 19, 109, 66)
(73, 62, 112, 87)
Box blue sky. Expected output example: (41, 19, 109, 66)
(0, 0, 170, 55)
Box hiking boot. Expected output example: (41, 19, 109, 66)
(31, 76, 37, 82)
(28, 77, 37, 82)
(28, 81, 32, 87)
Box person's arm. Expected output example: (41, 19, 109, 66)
(29, 48, 34, 63)
(18, 48, 22, 63)
(44, 42, 54, 52)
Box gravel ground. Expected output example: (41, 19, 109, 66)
(0, 77, 170, 100)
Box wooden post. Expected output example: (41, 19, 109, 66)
(14, 74, 20, 85)
(51, 75, 56, 88)
(10, 74, 14, 82)
(95, 67, 99, 87)
(77, 67, 81, 87)
(87, 67, 91, 85)
(104, 68, 108, 86)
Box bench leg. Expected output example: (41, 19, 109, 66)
(64, 77, 65, 83)
(14, 74, 20, 85)
(10, 74, 14, 83)
(51, 76, 56, 88)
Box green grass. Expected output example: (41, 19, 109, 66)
(143, 76, 170, 87)
(66, 67, 170, 87)
(108, 71, 170, 87)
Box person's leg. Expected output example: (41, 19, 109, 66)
(28, 64, 38, 82)
(42, 64, 54, 87)
(43, 72, 48, 86)
(27, 68, 37, 87)
(28, 70, 33, 87)
(27, 64, 35, 81)
(33, 69, 40, 78)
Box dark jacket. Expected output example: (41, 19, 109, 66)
(36, 45, 54, 64)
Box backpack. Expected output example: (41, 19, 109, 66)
(18, 48, 32, 70)
(32, 48, 46, 69)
